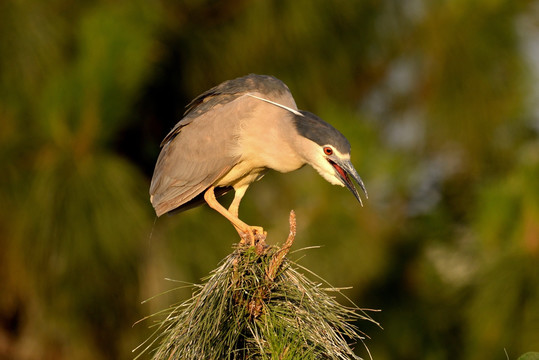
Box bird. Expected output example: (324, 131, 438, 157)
(149, 74, 367, 243)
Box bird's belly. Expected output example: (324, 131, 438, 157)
(215, 161, 267, 188)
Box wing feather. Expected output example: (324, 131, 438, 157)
(150, 99, 246, 216)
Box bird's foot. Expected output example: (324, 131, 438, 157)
(238, 226, 267, 249)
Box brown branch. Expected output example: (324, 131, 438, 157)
(266, 210, 296, 281)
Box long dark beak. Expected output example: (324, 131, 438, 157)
(329, 158, 368, 206)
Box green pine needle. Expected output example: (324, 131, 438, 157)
(136, 239, 377, 360)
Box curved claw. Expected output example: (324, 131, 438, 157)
(237, 226, 267, 247)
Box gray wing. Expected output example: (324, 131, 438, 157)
(149, 103, 241, 216)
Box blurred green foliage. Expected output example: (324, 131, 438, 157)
(1, 0, 538, 359)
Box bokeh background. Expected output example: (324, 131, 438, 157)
(2, 0, 539, 359)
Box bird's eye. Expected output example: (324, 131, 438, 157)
(323, 147, 333, 155)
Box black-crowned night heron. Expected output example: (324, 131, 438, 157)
(150, 74, 367, 242)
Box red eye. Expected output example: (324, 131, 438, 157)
(323, 147, 333, 155)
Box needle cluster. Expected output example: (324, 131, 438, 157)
(137, 212, 375, 359)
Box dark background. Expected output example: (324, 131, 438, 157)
(1, 1, 539, 359)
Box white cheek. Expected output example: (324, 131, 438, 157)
(297, 138, 345, 187)
(312, 162, 344, 187)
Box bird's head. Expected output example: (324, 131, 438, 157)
(292, 111, 368, 206)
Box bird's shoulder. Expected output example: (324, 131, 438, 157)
(184, 74, 293, 117)
(160, 74, 295, 146)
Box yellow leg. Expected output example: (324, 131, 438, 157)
(204, 186, 265, 245)
(227, 186, 267, 242)
(227, 185, 247, 219)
